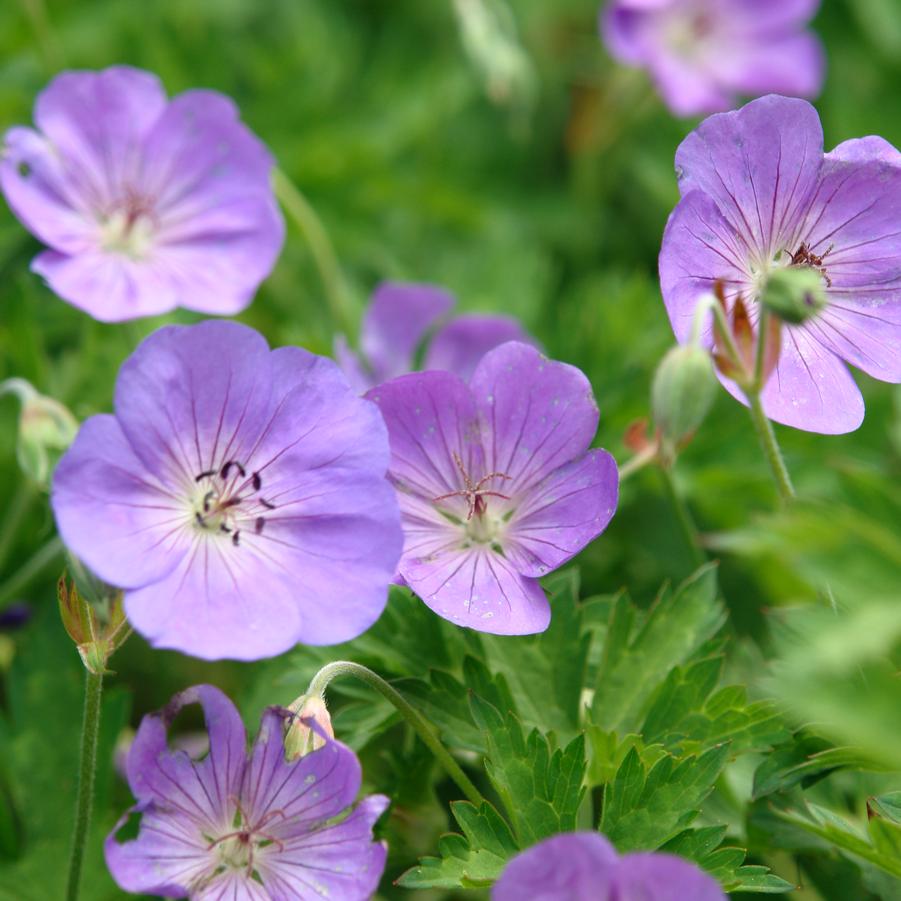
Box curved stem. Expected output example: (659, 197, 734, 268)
(66, 670, 103, 901)
(658, 465, 705, 569)
(0, 535, 63, 610)
(306, 661, 484, 807)
(271, 169, 356, 338)
(618, 445, 658, 482)
(747, 392, 795, 503)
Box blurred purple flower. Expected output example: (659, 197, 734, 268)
(601, 0, 824, 116)
(368, 342, 617, 635)
(0, 66, 284, 321)
(659, 95, 901, 433)
(0, 602, 31, 632)
(335, 281, 534, 392)
(493, 832, 726, 901)
(51, 321, 403, 660)
(106, 684, 388, 900)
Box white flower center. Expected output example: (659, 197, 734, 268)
(99, 203, 156, 260)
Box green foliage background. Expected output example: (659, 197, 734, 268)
(0, 0, 900, 898)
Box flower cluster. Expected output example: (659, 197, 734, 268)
(659, 94, 901, 433)
(601, 0, 824, 116)
(107, 684, 387, 899)
(335, 280, 534, 391)
(0, 66, 284, 321)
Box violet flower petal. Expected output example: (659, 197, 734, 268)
(615, 851, 727, 900)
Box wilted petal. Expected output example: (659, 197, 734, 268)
(424, 315, 535, 382)
(493, 832, 619, 901)
(615, 852, 726, 900)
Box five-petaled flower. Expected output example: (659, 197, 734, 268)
(368, 342, 618, 634)
(659, 94, 901, 434)
(493, 832, 726, 901)
(106, 684, 388, 900)
(0, 65, 284, 321)
(601, 0, 824, 117)
(335, 281, 534, 392)
(51, 320, 403, 660)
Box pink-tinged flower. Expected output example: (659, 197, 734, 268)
(0, 66, 284, 321)
(493, 832, 726, 901)
(51, 321, 403, 660)
(601, 0, 824, 116)
(335, 281, 534, 392)
(659, 95, 901, 434)
(106, 684, 388, 900)
(367, 342, 618, 635)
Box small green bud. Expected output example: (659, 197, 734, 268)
(57, 575, 130, 674)
(284, 695, 334, 760)
(652, 344, 717, 454)
(0, 379, 78, 486)
(761, 266, 828, 325)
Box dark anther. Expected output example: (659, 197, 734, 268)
(220, 496, 244, 510)
(219, 524, 232, 534)
(202, 491, 214, 513)
(195, 512, 207, 528)
(195, 469, 216, 482)
(259, 498, 276, 510)
(251, 472, 262, 492)
(232, 530, 241, 547)
(254, 517, 265, 535)
(221, 460, 246, 480)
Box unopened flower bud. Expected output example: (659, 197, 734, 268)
(0, 378, 78, 486)
(761, 266, 828, 325)
(57, 575, 130, 674)
(652, 344, 717, 454)
(284, 695, 334, 760)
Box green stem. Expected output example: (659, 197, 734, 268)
(617, 445, 657, 482)
(271, 169, 355, 337)
(18, 0, 64, 72)
(0, 535, 63, 610)
(0, 484, 34, 573)
(306, 661, 484, 807)
(658, 465, 705, 569)
(66, 670, 103, 901)
(747, 392, 795, 503)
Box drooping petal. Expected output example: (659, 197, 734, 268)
(242, 709, 389, 899)
(403, 547, 550, 635)
(424, 315, 535, 382)
(106, 685, 247, 896)
(32, 66, 167, 214)
(721, 325, 864, 434)
(505, 449, 618, 579)
(470, 342, 599, 495)
(112, 321, 276, 484)
(51, 414, 190, 589)
(615, 852, 727, 900)
(674, 95, 824, 259)
(361, 282, 455, 383)
(492, 832, 619, 901)
(659, 189, 752, 341)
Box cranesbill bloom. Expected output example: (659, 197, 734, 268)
(368, 342, 618, 634)
(52, 321, 403, 660)
(493, 832, 726, 901)
(659, 95, 901, 434)
(0, 66, 284, 321)
(106, 684, 388, 899)
(335, 281, 533, 391)
(601, 0, 824, 116)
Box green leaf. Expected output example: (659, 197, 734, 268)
(471, 693, 586, 847)
(591, 565, 726, 733)
(869, 792, 901, 825)
(395, 800, 518, 889)
(600, 744, 729, 851)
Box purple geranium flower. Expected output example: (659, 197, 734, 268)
(51, 320, 403, 660)
(493, 832, 726, 901)
(601, 0, 824, 116)
(659, 95, 901, 434)
(335, 281, 534, 392)
(367, 342, 618, 635)
(106, 684, 388, 900)
(0, 66, 284, 321)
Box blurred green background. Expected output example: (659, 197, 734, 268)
(0, 0, 900, 898)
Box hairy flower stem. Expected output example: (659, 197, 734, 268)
(747, 392, 795, 503)
(272, 169, 356, 338)
(66, 670, 103, 901)
(306, 661, 485, 807)
(658, 465, 705, 568)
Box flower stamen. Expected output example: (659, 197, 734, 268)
(433, 452, 511, 520)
